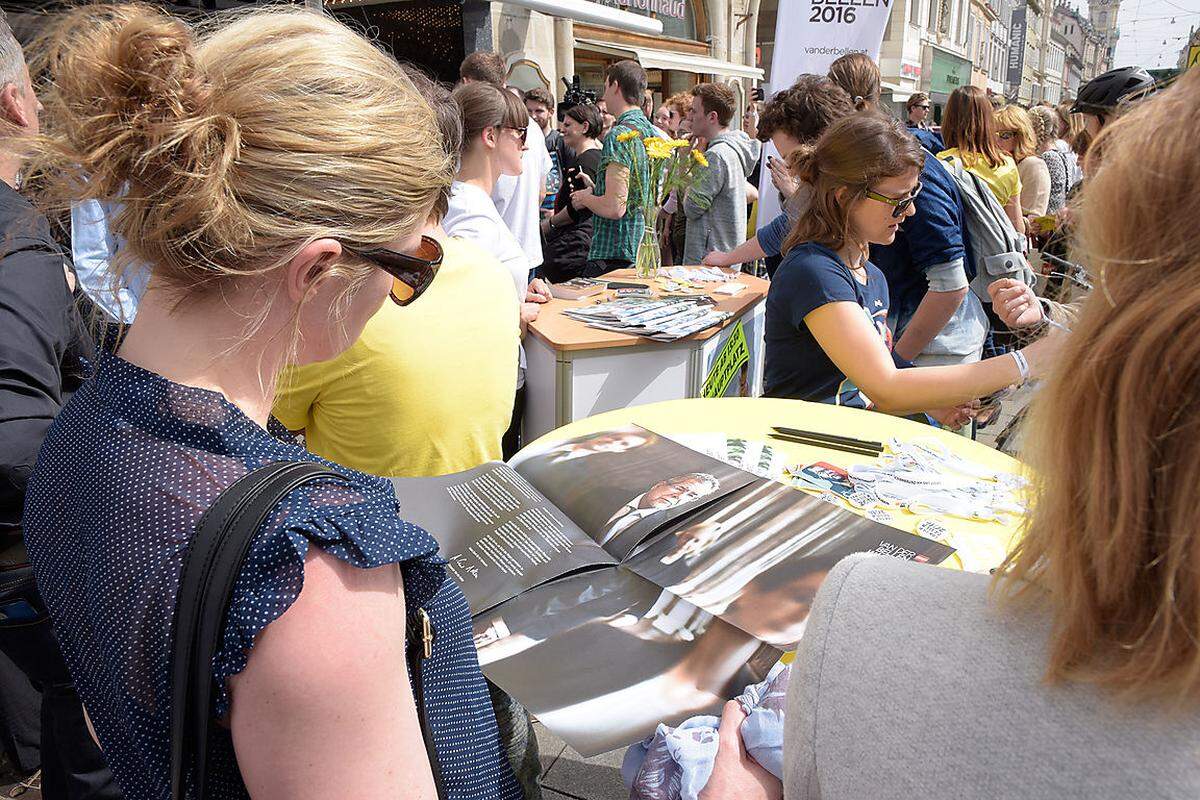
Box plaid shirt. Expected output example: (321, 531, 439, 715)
(588, 109, 656, 263)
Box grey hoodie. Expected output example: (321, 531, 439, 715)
(681, 130, 761, 267)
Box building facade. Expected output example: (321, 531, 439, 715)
(325, 0, 764, 114)
(1051, 0, 1109, 101)
(1088, 0, 1119, 73)
(877, 0, 975, 119)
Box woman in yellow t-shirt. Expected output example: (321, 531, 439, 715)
(937, 86, 1024, 232)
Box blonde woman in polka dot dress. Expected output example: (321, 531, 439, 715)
(21, 5, 520, 799)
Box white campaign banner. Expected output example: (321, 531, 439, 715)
(756, 0, 895, 233)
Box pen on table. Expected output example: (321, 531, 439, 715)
(768, 433, 881, 457)
(771, 427, 884, 451)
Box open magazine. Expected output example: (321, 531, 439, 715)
(390, 426, 954, 756)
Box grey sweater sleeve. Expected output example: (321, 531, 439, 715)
(682, 144, 728, 220)
(784, 554, 871, 799)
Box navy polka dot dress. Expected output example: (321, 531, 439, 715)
(22, 350, 522, 800)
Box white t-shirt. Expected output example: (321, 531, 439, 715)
(492, 115, 553, 271)
(444, 180, 531, 388)
(445, 181, 530, 301)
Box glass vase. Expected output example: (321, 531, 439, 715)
(634, 212, 662, 280)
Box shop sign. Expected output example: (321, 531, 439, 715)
(592, 0, 698, 39)
(594, 0, 687, 19)
(901, 61, 922, 79)
(930, 49, 971, 95)
(1007, 6, 1027, 85)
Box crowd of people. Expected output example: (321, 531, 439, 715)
(0, 2, 1196, 798)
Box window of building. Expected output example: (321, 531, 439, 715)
(910, 0, 921, 25)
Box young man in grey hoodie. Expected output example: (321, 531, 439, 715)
(682, 83, 761, 268)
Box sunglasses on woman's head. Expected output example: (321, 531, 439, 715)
(341, 235, 443, 306)
(865, 182, 923, 218)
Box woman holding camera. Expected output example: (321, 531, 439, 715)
(539, 103, 604, 282)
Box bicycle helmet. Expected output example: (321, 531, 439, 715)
(1071, 66, 1156, 115)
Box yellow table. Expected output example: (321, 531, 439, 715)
(526, 397, 1027, 575)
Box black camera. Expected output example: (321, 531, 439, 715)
(560, 75, 597, 111)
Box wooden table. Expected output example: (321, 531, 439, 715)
(523, 269, 770, 442)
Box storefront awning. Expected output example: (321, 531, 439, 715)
(576, 38, 764, 81)
(504, 0, 664, 37)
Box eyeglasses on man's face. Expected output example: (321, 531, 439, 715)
(340, 235, 444, 306)
(865, 181, 923, 218)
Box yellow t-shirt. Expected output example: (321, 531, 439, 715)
(937, 147, 1022, 207)
(273, 237, 519, 478)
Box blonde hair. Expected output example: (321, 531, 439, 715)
(1028, 105, 1061, 150)
(26, 4, 451, 313)
(994, 104, 1038, 161)
(994, 67, 1200, 703)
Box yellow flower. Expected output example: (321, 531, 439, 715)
(691, 150, 709, 167)
(616, 129, 640, 142)
(670, 138, 690, 149)
(644, 137, 674, 160)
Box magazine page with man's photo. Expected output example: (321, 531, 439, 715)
(508, 425, 758, 560)
(623, 479, 958, 649)
(471, 567, 781, 757)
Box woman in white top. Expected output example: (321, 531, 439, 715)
(442, 81, 550, 456)
(995, 104, 1050, 222)
(444, 82, 539, 305)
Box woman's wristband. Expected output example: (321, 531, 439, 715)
(1010, 349, 1030, 385)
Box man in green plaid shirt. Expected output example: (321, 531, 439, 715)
(569, 60, 655, 274)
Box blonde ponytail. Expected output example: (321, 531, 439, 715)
(26, 4, 452, 301)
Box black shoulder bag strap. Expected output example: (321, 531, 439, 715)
(167, 461, 448, 799)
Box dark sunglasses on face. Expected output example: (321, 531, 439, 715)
(997, 130, 1017, 140)
(865, 181, 923, 218)
(914, 104, 931, 110)
(341, 235, 444, 306)
(502, 124, 528, 140)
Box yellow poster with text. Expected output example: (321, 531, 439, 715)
(703, 321, 750, 399)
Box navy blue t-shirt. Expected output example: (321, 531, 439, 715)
(764, 242, 893, 407)
(869, 149, 970, 336)
(758, 211, 790, 256)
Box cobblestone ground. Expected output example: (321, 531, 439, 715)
(536, 722, 628, 800)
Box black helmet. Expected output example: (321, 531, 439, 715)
(1071, 66, 1156, 115)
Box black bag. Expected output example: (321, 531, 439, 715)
(168, 461, 446, 799)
